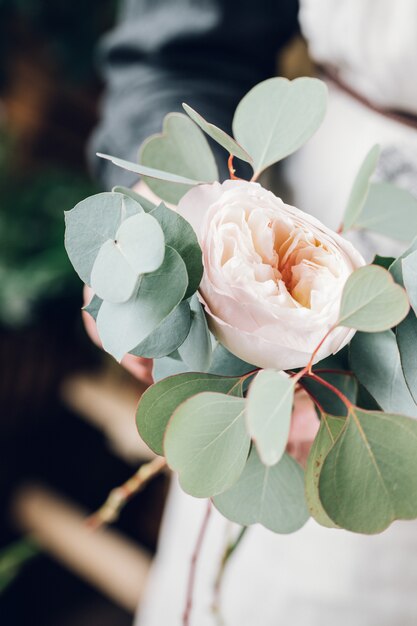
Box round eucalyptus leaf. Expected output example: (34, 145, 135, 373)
(112, 186, 156, 213)
(177, 295, 211, 371)
(140, 113, 219, 204)
(96, 246, 188, 361)
(319, 408, 417, 534)
(90, 239, 139, 303)
(246, 370, 294, 466)
(115, 212, 165, 275)
(233, 77, 327, 177)
(64, 191, 142, 284)
(214, 448, 309, 534)
(164, 392, 250, 497)
(338, 265, 409, 332)
(137, 372, 243, 455)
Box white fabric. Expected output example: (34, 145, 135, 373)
(299, 0, 417, 115)
(135, 84, 417, 626)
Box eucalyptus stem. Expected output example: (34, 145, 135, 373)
(86, 456, 166, 530)
(212, 526, 248, 614)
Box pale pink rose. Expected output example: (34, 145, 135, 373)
(177, 180, 365, 370)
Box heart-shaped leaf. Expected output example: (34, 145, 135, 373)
(96, 246, 188, 361)
(246, 370, 294, 466)
(90, 212, 165, 303)
(350, 330, 417, 417)
(319, 408, 417, 533)
(342, 145, 380, 232)
(305, 415, 345, 528)
(233, 77, 327, 178)
(140, 113, 219, 204)
(338, 265, 409, 331)
(354, 182, 417, 242)
(182, 103, 252, 164)
(64, 191, 142, 284)
(130, 300, 191, 359)
(177, 295, 211, 371)
(214, 447, 309, 533)
(150, 203, 203, 298)
(164, 392, 250, 497)
(137, 372, 243, 455)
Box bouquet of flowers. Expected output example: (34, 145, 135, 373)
(65, 76, 417, 537)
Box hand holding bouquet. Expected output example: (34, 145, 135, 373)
(65, 77, 417, 536)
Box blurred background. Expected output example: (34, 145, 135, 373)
(0, 3, 166, 624)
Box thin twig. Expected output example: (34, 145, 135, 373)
(183, 500, 212, 626)
(86, 456, 167, 530)
(212, 526, 248, 614)
(306, 372, 353, 411)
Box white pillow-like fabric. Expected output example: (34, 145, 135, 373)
(299, 0, 417, 115)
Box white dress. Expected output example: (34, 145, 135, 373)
(135, 3, 417, 624)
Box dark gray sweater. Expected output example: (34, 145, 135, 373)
(90, 0, 299, 188)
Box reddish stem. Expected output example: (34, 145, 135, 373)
(228, 154, 239, 180)
(313, 368, 355, 377)
(297, 380, 325, 416)
(305, 372, 353, 411)
(183, 500, 212, 626)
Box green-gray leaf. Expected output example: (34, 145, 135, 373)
(342, 144, 380, 232)
(182, 103, 252, 164)
(319, 408, 417, 533)
(112, 186, 156, 212)
(233, 77, 327, 177)
(354, 182, 417, 242)
(402, 248, 417, 315)
(164, 392, 250, 497)
(139, 113, 219, 204)
(150, 202, 203, 298)
(389, 237, 417, 285)
(337, 265, 409, 331)
(305, 415, 345, 528)
(130, 300, 191, 359)
(137, 372, 243, 455)
(83, 293, 102, 321)
(177, 295, 211, 371)
(64, 191, 142, 284)
(246, 370, 294, 466)
(396, 312, 417, 406)
(208, 343, 254, 377)
(350, 330, 417, 418)
(97, 152, 205, 186)
(96, 246, 188, 361)
(214, 447, 309, 533)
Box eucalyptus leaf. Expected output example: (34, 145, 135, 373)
(338, 265, 409, 331)
(214, 448, 309, 534)
(137, 372, 243, 455)
(319, 408, 417, 533)
(402, 249, 417, 315)
(150, 202, 203, 298)
(342, 145, 380, 232)
(209, 343, 254, 377)
(82, 293, 102, 321)
(139, 113, 219, 204)
(152, 355, 190, 383)
(130, 300, 191, 359)
(350, 330, 417, 418)
(177, 295, 211, 371)
(97, 152, 205, 186)
(64, 191, 142, 284)
(396, 312, 417, 405)
(355, 182, 417, 242)
(246, 370, 294, 466)
(96, 246, 188, 361)
(305, 415, 345, 528)
(90, 239, 139, 303)
(164, 392, 250, 497)
(389, 236, 417, 285)
(233, 77, 327, 177)
(112, 185, 156, 212)
(182, 103, 252, 163)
